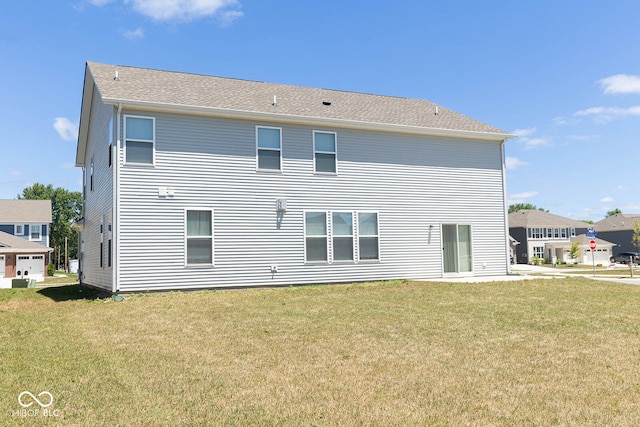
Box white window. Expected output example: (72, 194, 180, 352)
(186, 210, 213, 265)
(30, 225, 41, 241)
(90, 157, 94, 191)
(533, 246, 544, 259)
(358, 213, 379, 261)
(256, 126, 281, 171)
(15, 225, 24, 235)
(125, 116, 155, 165)
(570, 228, 576, 237)
(305, 212, 328, 262)
(305, 211, 380, 263)
(561, 228, 567, 239)
(332, 212, 353, 261)
(313, 131, 337, 173)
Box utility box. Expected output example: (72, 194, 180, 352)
(12, 279, 29, 288)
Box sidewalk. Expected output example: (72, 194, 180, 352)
(511, 264, 640, 286)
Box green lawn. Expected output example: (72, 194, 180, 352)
(2, 278, 640, 425)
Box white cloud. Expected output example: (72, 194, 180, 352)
(523, 137, 551, 150)
(599, 74, 640, 95)
(512, 127, 552, 150)
(123, 27, 145, 39)
(122, 0, 242, 22)
(505, 157, 528, 170)
(574, 105, 640, 123)
(600, 196, 614, 203)
(53, 117, 79, 141)
(216, 9, 243, 26)
(60, 163, 76, 170)
(9, 170, 22, 177)
(87, 0, 114, 5)
(512, 128, 536, 138)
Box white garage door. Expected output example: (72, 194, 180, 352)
(16, 255, 44, 277)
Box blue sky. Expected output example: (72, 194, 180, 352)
(1, 1, 639, 221)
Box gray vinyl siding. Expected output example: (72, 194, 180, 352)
(113, 110, 507, 291)
(80, 88, 114, 291)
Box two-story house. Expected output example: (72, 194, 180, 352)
(0, 199, 53, 285)
(509, 209, 614, 264)
(595, 213, 640, 256)
(76, 62, 514, 293)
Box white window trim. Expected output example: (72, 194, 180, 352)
(184, 208, 215, 267)
(29, 224, 42, 241)
(331, 211, 355, 263)
(313, 130, 338, 175)
(90, 157, 94, 191)
(255, 125, 282, 172)
(303, 211, 328, 263)
(357, 211, 380, 263)
(124, 115, 156, 166)
(304, 210, 381, 264)
(442, 223, 474, 276)
(15, 224, 24, 236)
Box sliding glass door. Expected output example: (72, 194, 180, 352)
(443, 224, 472, 274)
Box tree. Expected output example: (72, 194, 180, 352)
(508, 203, 548, 214)
(633, 219, 640, 252)
(568, 241, 581, 264)
(18, 183, 82, 267)
(606, 208, 622, 217)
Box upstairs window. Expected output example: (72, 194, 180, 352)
(314, 131, 337, 173)
(15, 225, 24, 235)
(30, 225, 42, 241)
(186, 210, 213, 265)
(256, 126, 281, 171)
(125, 116, 155, 165)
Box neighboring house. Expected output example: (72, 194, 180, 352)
(508, 210, 614, 264)
(76, 61, 513, 293)
(0, 199, 52, 248)
(0, 199, 53, 287)
(595, 213, 640, 255)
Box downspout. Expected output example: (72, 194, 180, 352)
(113, 102, 122, 293)
(500, 138, 511, 274)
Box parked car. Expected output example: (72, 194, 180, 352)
(610, 252, 640, 265)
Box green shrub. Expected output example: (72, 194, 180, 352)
(47, 262, 55, 276)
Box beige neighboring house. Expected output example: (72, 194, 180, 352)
(0, 200, 53, 287)
(508, 209, 615, 264)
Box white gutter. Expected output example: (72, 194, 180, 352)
(102, 98, 515, 142)
(113, 102, 122, 293)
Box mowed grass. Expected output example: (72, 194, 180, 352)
(2, 278, 640, 426)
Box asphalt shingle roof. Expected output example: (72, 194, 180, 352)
(0, 231, 52, 253)
(86, 61, 509, 136)
(0, 200, 52, 223)
(508, 210, 588, 228)
(595, 213, 640, 231)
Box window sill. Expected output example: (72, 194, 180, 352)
(256, 168, 282, 174)
(124, 162, 156, 168)
(313, 171, 338, 176)
(185, 264, 215, 269)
